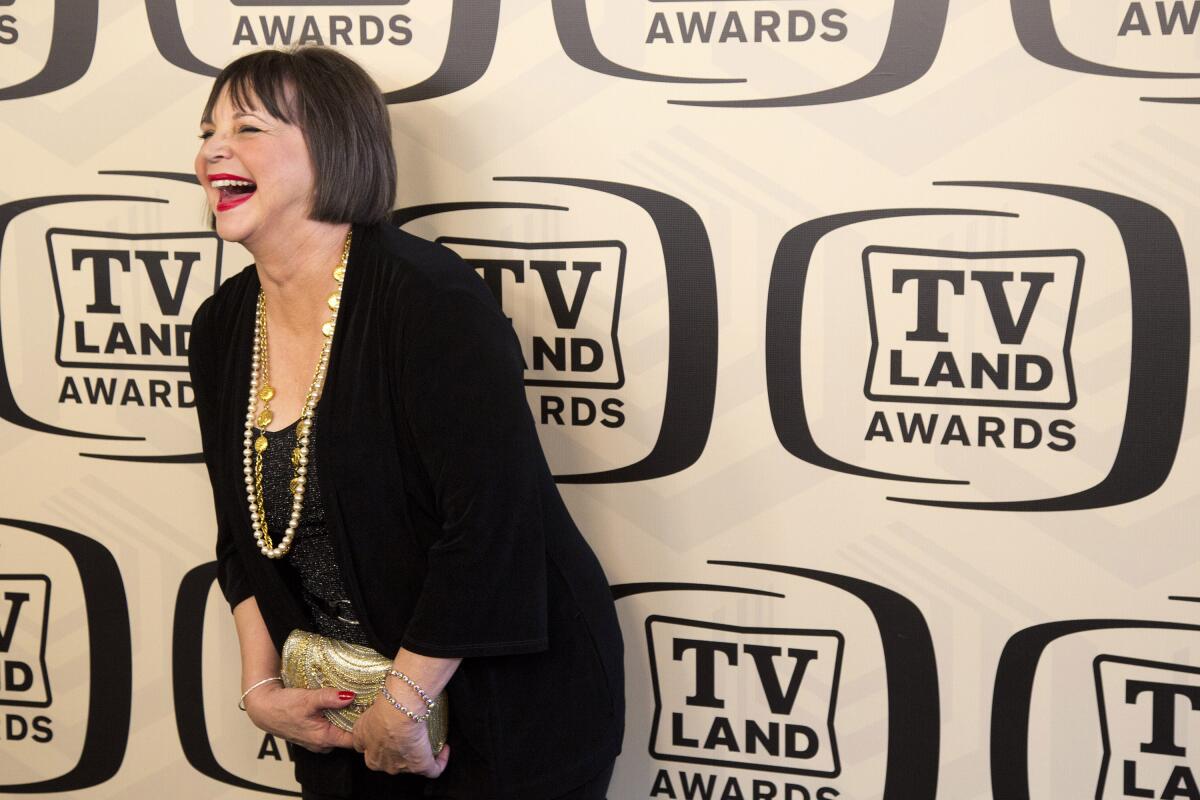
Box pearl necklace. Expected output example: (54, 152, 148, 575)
(243, 231, 351, 559)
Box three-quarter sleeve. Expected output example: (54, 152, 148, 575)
(396, 280, 550, 658)
(189, 298, 254, 610)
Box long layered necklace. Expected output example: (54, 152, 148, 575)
(243, 231, 351, 559)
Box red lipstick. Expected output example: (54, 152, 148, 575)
(208, 173, 257, 213)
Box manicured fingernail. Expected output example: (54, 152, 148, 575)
(338, 691, 356, 701)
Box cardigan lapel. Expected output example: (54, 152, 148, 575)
(313, 222, 392, 654)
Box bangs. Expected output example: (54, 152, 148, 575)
(201, 52, 298, 126)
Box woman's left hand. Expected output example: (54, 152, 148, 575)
(352, 686, 451, 777)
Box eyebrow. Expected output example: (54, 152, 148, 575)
(198, 111, 269, 128)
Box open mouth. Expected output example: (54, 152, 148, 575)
(210, 175, 257, 211)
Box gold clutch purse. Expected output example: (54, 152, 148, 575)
(280, 629, 448, 753)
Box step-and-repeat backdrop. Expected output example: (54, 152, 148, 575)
(1, 1, 1198, 798)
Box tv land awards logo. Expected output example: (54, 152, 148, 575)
(1012, 0, 1200, 102)
(439, 237, 628, 397)
(394, 176, 718, 484)
(0, 171, 227, 462)
(862, 246, 1083, 413)
(646, 617, 843, 778)
(0, 0, 99, 101)
(991, 616, 1200, 800)
(0, 575, 52, 717)
(551, 0, 948, 107)
(614, 560, 939, 800)
(145, 0, 501, 103)
(1095, 656, 1200, 800)
(0, 519, 130, 793)
(765, 181, 1189, 511)
(49, 230, 219, 377)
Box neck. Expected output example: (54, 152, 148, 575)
(247, 219, 352, 333)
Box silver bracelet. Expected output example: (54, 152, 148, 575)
(388, 669, 436, 709)
(379, 683, 430, 723)
(238, 676, 282, 711)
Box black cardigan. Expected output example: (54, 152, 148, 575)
(188, 222, 624, 798)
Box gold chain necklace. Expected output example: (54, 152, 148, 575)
(242, 230, 351, 559)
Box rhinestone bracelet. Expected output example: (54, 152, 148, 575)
(388, 669, 437, 709)
(379, 683, 430, 723)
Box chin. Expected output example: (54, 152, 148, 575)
(214, 215, 255, 245)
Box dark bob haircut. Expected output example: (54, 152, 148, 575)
(202, 47, 396, 225)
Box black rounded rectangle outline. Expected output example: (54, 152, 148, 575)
(397, 177, 717, 484)
(644, 614, 844, 778)
(861, 244, 1084, 410)
(1093, 653, 1200, 800)
(45, 227, 224, 373)
(434, 236, 628, 390)
(172, 562, 300, 796)
(991, 618, 1200, 800)
(617, 561, 940, 799)
(0, 573, 51, 710)
(552, 0, 948, 107)
(0, 573, 52, 709)
(889, 182, 1189, 510)
(0, 189, 209, 461)
(0, 518, 131, 794)
(766, 182, 1189, 510)
(0, 0, 97, 101)
(144, 0, 500, 104)
(766, 206, 1015, 486)
(1012, 0, 1200, 80)
(0, 195, 166, 443)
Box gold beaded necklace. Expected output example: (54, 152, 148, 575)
(242, 230, 351, 559)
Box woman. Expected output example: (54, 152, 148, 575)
(188, 47, 624, 799)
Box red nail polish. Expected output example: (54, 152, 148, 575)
(338, 691, 356, 701)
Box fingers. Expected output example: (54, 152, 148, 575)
(295, 724, 353, 754)
(310, 687, 357, 711)
(361, 740, 447, 776)
(326, 726, 355, 750)
(363, 751, 406, 776)
(428, 742, 450, 777)
(408, 739, 447, 779)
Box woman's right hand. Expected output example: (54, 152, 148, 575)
(243, 683, 357, 753)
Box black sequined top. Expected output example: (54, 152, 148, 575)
(256, 418, 370, 646)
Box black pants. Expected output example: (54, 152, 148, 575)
(301, 761, 615, 800)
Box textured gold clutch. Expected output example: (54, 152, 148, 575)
(280, 629, 448, 753)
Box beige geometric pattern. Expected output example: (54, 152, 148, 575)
(0, 1, 1197, 798)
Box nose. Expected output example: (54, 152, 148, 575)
(200, 131, 231, 163)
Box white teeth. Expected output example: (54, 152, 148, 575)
(210, 179, 255, 189)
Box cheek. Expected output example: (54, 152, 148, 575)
(193, 151, 207, 185)
(276, 161, 318, 208)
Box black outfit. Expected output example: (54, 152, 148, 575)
(188, 222, 624, 799)
(255, 420, 369, 646)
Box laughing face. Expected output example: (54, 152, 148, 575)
(195, 84, 317, 248)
